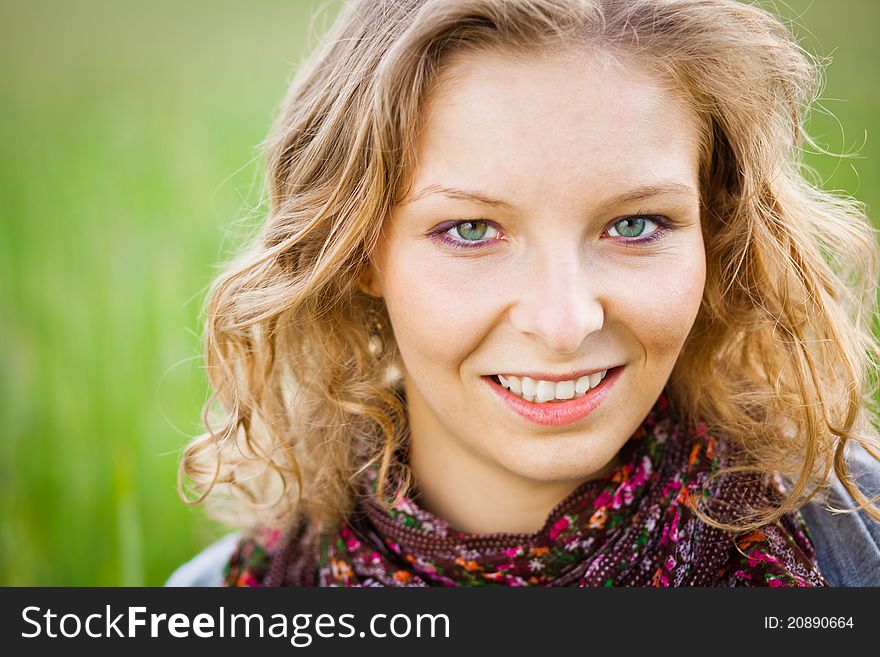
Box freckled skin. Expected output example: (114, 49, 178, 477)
(366, 49, 706, 534)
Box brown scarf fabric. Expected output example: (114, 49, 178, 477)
(225, 393, 826, 587)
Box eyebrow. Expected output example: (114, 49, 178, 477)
(402, 181, 699, 211)
(403, 184, 517, 211)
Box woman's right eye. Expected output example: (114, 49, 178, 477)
(429, 219, 504, 250)
(449, 220, 499, 242)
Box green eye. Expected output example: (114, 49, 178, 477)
(608, 216, 664, 240)
(454, 221, 492, 241)
(612, 217, 647, 237)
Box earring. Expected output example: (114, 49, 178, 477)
(367, 310, 386, 359)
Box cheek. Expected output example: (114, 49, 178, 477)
(615, 248, 706, 360)
(381, 248, 499, 374)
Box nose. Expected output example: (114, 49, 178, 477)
(508, 249, 604, 354)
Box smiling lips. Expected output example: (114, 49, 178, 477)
(485, 366, 621, 427)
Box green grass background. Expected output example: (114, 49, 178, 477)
(1, 1, 877, 585)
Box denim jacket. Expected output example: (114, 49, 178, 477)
(798, 443, 880, 586)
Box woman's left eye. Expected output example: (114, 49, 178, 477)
(606, 216, 664, 240)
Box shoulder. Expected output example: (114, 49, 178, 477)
(168, 514, 322, 588)
(165, 532, 241, 587)
(715, 511, 826, 587)
(800, 443, 880, 586)
(224, 527, 287, 587)
(220, 522, 319, 587)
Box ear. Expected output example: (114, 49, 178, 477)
(357, 262, 383, 297)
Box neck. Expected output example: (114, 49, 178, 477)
(407, 422, 621, 536)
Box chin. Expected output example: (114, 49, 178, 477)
(498, 442, 622, 485)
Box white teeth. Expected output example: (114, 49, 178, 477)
(494, 370, 610, 403)
(508, 376, 523, 395)
(536, 380, 556, 403)
(555, 380, 575, 400)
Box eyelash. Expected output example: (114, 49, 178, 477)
(427, 215, 673, 250)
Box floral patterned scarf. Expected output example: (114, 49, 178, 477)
(225, 393, 826, 587)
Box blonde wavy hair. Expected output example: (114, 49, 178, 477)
(179, 0, 880, 533)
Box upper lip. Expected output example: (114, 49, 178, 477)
(489, 366, 619, 382)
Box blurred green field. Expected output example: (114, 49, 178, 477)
(1, 1, 878, 585)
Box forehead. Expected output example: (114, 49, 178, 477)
(409, 48, 702, 208)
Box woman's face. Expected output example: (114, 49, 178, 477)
(367, 49, 706, 514)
